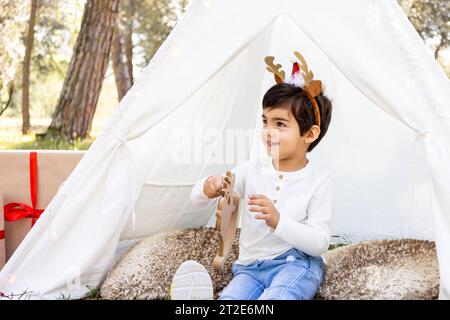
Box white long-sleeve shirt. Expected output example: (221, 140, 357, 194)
(190, 157, 333, 265)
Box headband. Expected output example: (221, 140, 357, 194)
(265, 51, 322, 127)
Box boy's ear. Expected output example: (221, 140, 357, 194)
(305, 125, 321, 143)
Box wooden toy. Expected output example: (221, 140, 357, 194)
(213, 171, 240, 269)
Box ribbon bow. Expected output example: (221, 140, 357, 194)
(3, 152, 44, 226)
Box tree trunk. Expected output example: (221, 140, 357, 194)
(0, 84, 15, 117)
(125, 2, 134, 84)
(111, 0, 134, 101)
(22, 0, 38, 135)
(46, 0, 120, 140)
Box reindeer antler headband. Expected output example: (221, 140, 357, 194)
(265, 51, 322, 127)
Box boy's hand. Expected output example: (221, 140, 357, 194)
(203, 175, 224, 199)
(247, 194, 280, 229)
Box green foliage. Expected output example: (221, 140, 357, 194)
(0, 0, 27, 110)
(84, 285, 102, 299)
(399, 0, 449, 59)
(127, 0, 179, 68)
(4, 72, 66, 118)
(1, 0, 85, 119)
(409, 0, 448, 56)
(0, 0, 27, 85)
(32, 0, 84, 77)
(2, 0, 447, 146)
(1, 0, 185, 136)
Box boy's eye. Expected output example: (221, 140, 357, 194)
(276, 122, 286, 127)
(262, 119, 267, 124)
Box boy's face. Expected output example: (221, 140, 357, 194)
(261, 105, 318, 162)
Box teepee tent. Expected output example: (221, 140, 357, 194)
(1, 0, 449, 299)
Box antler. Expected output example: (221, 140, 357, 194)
(293, 51, 314, 86)
(293, 51, 322, 126)
(264, 56, 285, 84)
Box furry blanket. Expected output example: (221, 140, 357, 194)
(316, 239, 438, 299)
(100, 227, 438, 300)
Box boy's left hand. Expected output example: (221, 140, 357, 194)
(247, 194, 280, 229)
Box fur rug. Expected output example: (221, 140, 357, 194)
(101, 227, 239, 300)
(317, 239, 439, 299)
(100, 227, 439, 300)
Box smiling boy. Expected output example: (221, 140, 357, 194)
(171, 52, 333, 300)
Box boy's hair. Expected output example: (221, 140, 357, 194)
(262, 83, 333, 152)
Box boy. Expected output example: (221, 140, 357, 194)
(171, 52, 333, 300)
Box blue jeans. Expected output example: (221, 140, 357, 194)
(218, 248, 325, 300)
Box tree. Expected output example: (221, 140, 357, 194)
(111, 0, 135, 101)
(179, 0, 190, 13)
(22, 0, 39, 134)
(31, 0, 83, 78)
(0, 0, 27, 117)
(399, 0, 449, 59)
(111, 0, 178, 101)
(410, 0, 448, 59)
(45, 0, 121, 140)
(133, 0, 178, 68)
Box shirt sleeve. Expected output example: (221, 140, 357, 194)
(272, 173, 333, 257)
(190, 160, 250, 207)
(190, 175, 219, 207)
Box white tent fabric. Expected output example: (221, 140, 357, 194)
(1, 0, 449, 299)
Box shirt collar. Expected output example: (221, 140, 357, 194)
(263, 157, 313, 181)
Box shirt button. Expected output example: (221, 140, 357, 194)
(279, 175, 283, 180)
(273, 199, 277, 204)
(276, 186, 280, 191)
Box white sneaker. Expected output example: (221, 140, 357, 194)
(170, 260, 214, 300)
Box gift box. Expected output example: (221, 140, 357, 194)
(0, 193, 5, 269)
(0, 150, 84, 263)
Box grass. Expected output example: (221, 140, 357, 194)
(0, 119, 96, 150)
(328, 243, 347, 251)
(0, 133, 94, 150)
(81, 286, 102, 300)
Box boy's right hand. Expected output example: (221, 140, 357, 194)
(203, 175, 224, 199)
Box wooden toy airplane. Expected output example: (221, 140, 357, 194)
(213, 171, 240, 270)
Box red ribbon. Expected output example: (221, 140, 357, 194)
(0, 230, 4, 240)
(3, 152, 44, 226)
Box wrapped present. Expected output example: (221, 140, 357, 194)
(0, 150, 84, 262)
(0, 193, 5, 269)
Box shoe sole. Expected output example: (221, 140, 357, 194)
(170, 260, 213, 300)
